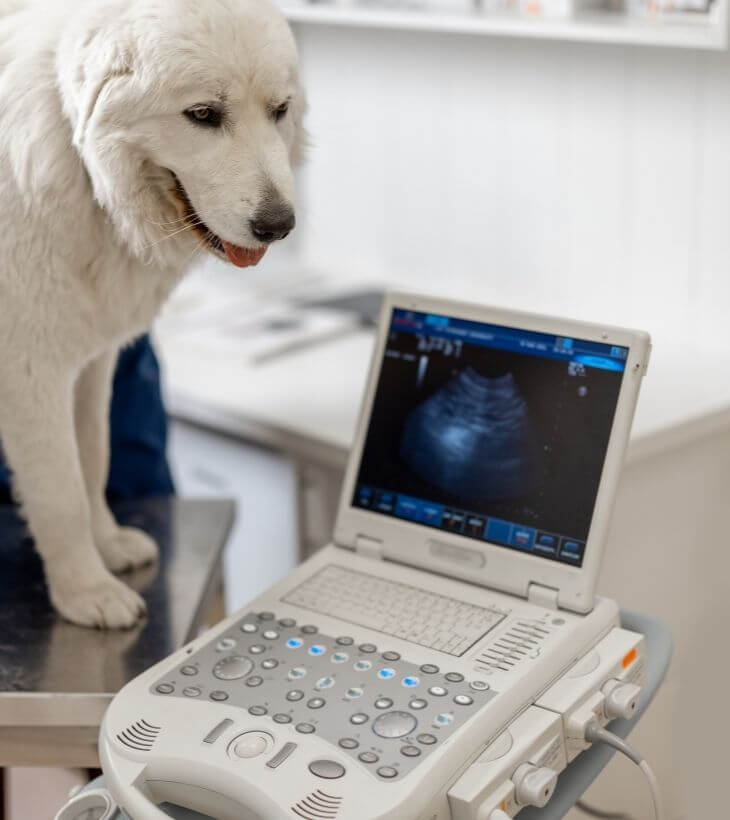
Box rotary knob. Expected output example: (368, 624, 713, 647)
(372, 711, 418, 739)
(513, 763, 557, 808)
(213, 655, 254, 681)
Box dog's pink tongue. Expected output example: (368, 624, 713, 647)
(222, 241, 267, 268)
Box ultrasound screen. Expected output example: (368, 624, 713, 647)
(352, 309, 628, 567)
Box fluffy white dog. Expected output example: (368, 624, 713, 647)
(0, 0, 305, 628)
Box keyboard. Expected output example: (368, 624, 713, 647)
(282, 564, 507, 657)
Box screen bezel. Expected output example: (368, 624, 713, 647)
(333, 291, 651, 614)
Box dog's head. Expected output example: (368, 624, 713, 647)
(58, 0, 306, 268)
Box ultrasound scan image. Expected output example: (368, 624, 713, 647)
(399, 367, 538, 502)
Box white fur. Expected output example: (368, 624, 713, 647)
(0, 0, 305, 627)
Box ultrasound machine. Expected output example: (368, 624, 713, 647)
(89, 292, 657, 820)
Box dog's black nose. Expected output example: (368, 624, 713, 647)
(249, 206, 296, 243)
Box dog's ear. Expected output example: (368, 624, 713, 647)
(56, 9, 159, 259)
(289, 81, 310, 168)
(57, 13, 136, 151)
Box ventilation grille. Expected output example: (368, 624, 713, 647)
(116, 719, 161, 752)
(475, 619, 553, 673)
(291, 790, 343, 819)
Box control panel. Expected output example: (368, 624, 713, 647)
(151, 611, 498, 780)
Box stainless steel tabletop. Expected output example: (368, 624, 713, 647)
(0, 496, 234, 766)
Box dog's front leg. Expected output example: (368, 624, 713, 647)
(0, 367, 146, 628)
(75, 350, 159, 573)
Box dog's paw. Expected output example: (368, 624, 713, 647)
(98, 526, 159, 573)
(50, 571, 146, 629)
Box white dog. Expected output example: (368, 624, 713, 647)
(0, 0, 305, 628)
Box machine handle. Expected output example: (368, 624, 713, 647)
(117, 784, 174, 820)
(109, 768, 272, 820)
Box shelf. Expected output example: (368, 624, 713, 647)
(281, 1, 729, 49)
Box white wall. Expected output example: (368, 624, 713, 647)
(293, 25, 730, 344)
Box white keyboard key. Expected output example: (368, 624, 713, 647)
(283, 565, 506, 657)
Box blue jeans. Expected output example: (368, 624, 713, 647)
(0, 336, 175, 504)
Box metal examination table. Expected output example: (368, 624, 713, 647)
(0, 496, 235, 771)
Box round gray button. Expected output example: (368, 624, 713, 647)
(216, 637, 237, 651)
(409, 698, 428, 710)
(359, 751, 379, 764)
(156, 683, 174, 694)
(301, 625, 318, 634)
(339, 738, 359, 749)
(420, 664, 439, 674)
(308, 697, 326, 709)
(287, 689, 305, 701)
(273, 713, 292, 724)
(429, 686, 448, 697)
(445, 672, 465, 683)
(180, 666, 198, 676)
(261, 659, 278, 670)
(263, 630, 279, 640)
(249, 645, 266, 654)
(258, 611, 275, 620)
(336, 636, 354, 646)
(309, 760, 346, 779)
(183, 686, 201, 697)
(470, 680, 490, 691)
(401, 745, 421, 757)
(210, 690, 228, 701)
(417, 733, 437, 745)
(350, 713, 369, 725)
(296, 723, 315, 734)
(214, 655, 254, 681)
(373, 711, 417, 739)
(382, 651, 401, 661)
(246, 676, 263, 687)
(359, 643, 377, 653)
(241, 622, 258, 633)
(377, 766, 398, 779)
(375, 698, 393, 710)
(454, 694, 474, 706)
(249, 706, 267, 716)
(279, 618, 296, 627)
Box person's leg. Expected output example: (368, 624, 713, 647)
(75, 350, 158, 572)
(107, 336, 175, 500)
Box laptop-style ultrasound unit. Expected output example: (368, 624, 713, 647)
(99, 292, 651, 820)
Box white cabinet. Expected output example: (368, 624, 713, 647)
(168, 420, 299, 613)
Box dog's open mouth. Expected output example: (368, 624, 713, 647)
(171, 173, 267, 268)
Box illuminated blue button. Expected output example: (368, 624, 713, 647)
(377, 668, 396, 680)
(402, 676, 420, 688)
(286, 638, 303, 649)
(309, 645, 326, 656)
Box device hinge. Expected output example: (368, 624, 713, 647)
(527, 582, 560, 610)
(355, 535, 384, 560)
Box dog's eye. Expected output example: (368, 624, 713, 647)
(273, 101, 289, 123)
(184, 105, 223, 128)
